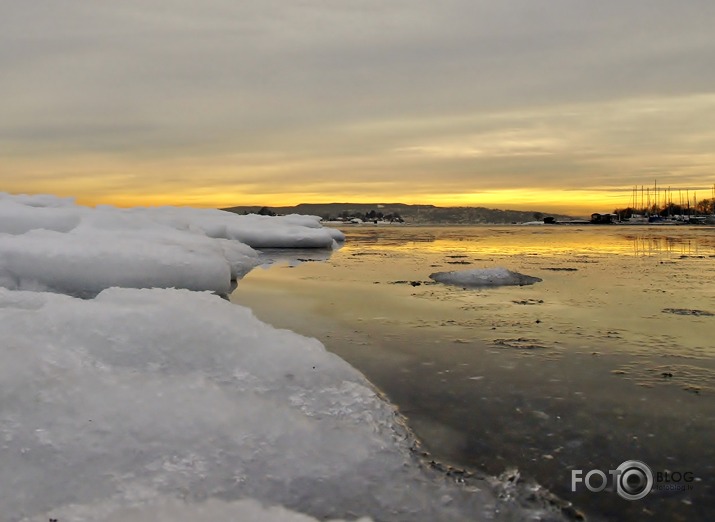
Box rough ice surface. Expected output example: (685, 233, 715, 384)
(429, 267, 543, 287)
(0, 193, 342, 296)
(0, 194, 565, 521)
(0, 288, 562, 522)
(141, 206, 345, 247)
(23, 497, 372, 522)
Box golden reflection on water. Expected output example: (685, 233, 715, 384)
(625, 234, 715, 257)
(328, 224, 715, 373)
(340, 225, 715, 258)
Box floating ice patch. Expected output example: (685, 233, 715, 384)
(429, 267, 542, 288)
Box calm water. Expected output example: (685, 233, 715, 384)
(231, 225, 715, 521)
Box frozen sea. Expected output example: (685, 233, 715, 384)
(232, 224, 715, 522)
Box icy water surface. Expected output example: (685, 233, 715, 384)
(232, 225, 715, 521)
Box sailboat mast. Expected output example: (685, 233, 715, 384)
(686, 190, 690, 215)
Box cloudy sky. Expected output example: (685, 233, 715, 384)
(2, 1, 714, 214)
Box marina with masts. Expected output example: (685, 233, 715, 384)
(613, 181, 715, 225)
(544, 182, 715, 225)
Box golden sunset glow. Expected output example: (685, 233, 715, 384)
(2, 3, 714, 217)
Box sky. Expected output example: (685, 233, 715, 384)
(1, 1, 714, 216)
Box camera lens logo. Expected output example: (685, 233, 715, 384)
(616, 460, 653, 500)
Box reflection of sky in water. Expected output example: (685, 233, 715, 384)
(339, 225, 715, 257)
(237, 224, 715, 522)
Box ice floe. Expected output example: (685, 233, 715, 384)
(429, 267, 542, 287)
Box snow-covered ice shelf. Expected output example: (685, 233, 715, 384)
(0, 194, 566, 521)
(0, 193, 344, 296)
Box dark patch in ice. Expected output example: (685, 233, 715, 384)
(447, 260, 472, 265)
(611, 363, 714, 393)
(493, 338, 549, 350)
(542, 267, 578, 272)
(662, 308, 714, 317)
(389, 280, 437, 286)
(512, 299, 544, 305)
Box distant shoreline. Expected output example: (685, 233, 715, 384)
(222, 202, 579, 225)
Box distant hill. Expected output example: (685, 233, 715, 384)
(221, 203, 577, 224)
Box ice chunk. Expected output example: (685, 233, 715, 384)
(0, 229, 234, 296)
(0, 192, 76, 208)
(0, 194, 343, 295)
(0, 197, 84, 234)
(429, 267, 542, 287)
(23, 496, 373, 522)
(140, 207, 344, 249)
(0, 287, 560, 521)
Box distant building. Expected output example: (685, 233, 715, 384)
(590, 213, 618, 224)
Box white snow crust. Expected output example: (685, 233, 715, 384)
(0, 193, 342, 296)
(0, 287, 521, 521)
(429, 267, 542, 287)
(23, 497, 371, 522)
